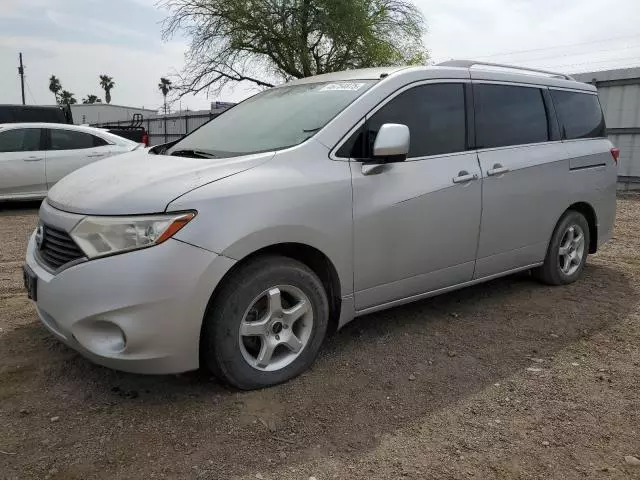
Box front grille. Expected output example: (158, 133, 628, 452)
(38, 225, 84, 270)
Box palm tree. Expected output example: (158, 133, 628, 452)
(158, 77, 172, 115)
(99, 75, 115, 104)
(82, 94, 102, 104)
(49, 75, 62, 104)
(59, 90, 77, 105)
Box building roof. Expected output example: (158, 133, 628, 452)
(149, 109, 211, 118)
(573, 67, 640, 83)
(70, 103, 157, 112)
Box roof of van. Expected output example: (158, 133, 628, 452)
(285, 62, 596, 92)
(286, 66, 411, 84)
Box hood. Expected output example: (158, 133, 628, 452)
(46, 149, 275, 215)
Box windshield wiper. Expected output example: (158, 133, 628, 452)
(170, 149, 216, 159)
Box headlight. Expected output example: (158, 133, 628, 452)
(70, 212, 196, 259)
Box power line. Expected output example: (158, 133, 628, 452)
(24, 77, 37, 104)
(514, 44, 640, 65)
(532, 55, 640, 70)
(473, 34, 640, 60)
(567, 63, 640, 74)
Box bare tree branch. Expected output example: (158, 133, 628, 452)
(159, 0, 427, 97)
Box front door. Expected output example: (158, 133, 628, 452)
(472, 83, 570, 279)
(349, 82, 482, 311)
(0, 127, 46, 198)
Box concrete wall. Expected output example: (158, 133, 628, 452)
(574, 68, 640, 190)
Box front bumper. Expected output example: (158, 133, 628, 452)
(25, 227, 236, 374)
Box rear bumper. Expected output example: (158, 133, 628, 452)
(26, 232, 236, 374)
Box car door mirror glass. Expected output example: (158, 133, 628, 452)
(372, 123, 410, 162)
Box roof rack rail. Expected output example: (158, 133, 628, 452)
(437, 60, 575, 81)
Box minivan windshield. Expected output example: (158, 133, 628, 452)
(166, 80, 377, 158)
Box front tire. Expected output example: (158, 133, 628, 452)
(534, 210, 590, 286)
(201, 255, 329, 390)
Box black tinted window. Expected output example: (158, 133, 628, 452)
(0, 106, 67, 123)
(49, 129, 96, 150)
(92, 135, 109, 147)
(550, 90, 606, 139)
(356, 83, 466, 158)
(474, 84, 548, 148)
(0, 128, 42, 152)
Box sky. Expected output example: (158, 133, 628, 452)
(1, 0, 640, 111)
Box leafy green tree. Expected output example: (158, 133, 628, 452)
(49, 75, 62, 103)
(158, 77, 172, 114)
(59, 90, 77, 105)
(82, 94, 102, 104)
(160, 0, 427, 95)
(99, 75, 115, 104)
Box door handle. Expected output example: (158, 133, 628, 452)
(452, 172, 478, 184)
(87, 153, 106, 158)
(23, 156, 43, 162)
(487, 164, 510, 176)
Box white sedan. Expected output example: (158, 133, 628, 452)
(0, 122, 143, 200)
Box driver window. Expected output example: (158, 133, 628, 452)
(337, 83, 467, 159)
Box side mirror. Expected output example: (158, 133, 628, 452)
(372, 123, 410, 162)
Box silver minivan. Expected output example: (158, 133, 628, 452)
(24, 61, 618, 389)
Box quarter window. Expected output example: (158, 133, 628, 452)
(338, 83, 467, 159)
(474, 84, 549, 149)
(0, 128, 42, 152)
(550, 90, 606, 140)
(93, 135, 109, 147)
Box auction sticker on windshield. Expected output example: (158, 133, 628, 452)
(320, 82, 367, 92)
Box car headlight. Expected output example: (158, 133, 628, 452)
(70, 212, 196, 259)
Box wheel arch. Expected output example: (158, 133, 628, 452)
(206, 242, 343, 336)
(566, 202, 598, 254)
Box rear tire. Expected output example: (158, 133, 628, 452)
(534, 210, 590, 286)
(201, 255, 329, 390)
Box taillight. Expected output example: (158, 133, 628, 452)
(610, 148, 620, 165)
(142, 134, 149, 147)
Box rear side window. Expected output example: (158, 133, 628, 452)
(550, 90, 606, 139)
(49, 129, 101, 150)
(339, 83, 466, 159)
(474, 84, 549, 148)
(0, 128, 42, 152)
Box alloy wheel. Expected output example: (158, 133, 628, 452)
(239, 285, 314, 371)
(558, 224, 586, 276)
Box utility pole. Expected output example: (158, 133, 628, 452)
(18, 53, 26, 105)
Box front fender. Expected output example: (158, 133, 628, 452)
(168, 146, 354, 296)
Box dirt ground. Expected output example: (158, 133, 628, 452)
(1, 197, 639, 480)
